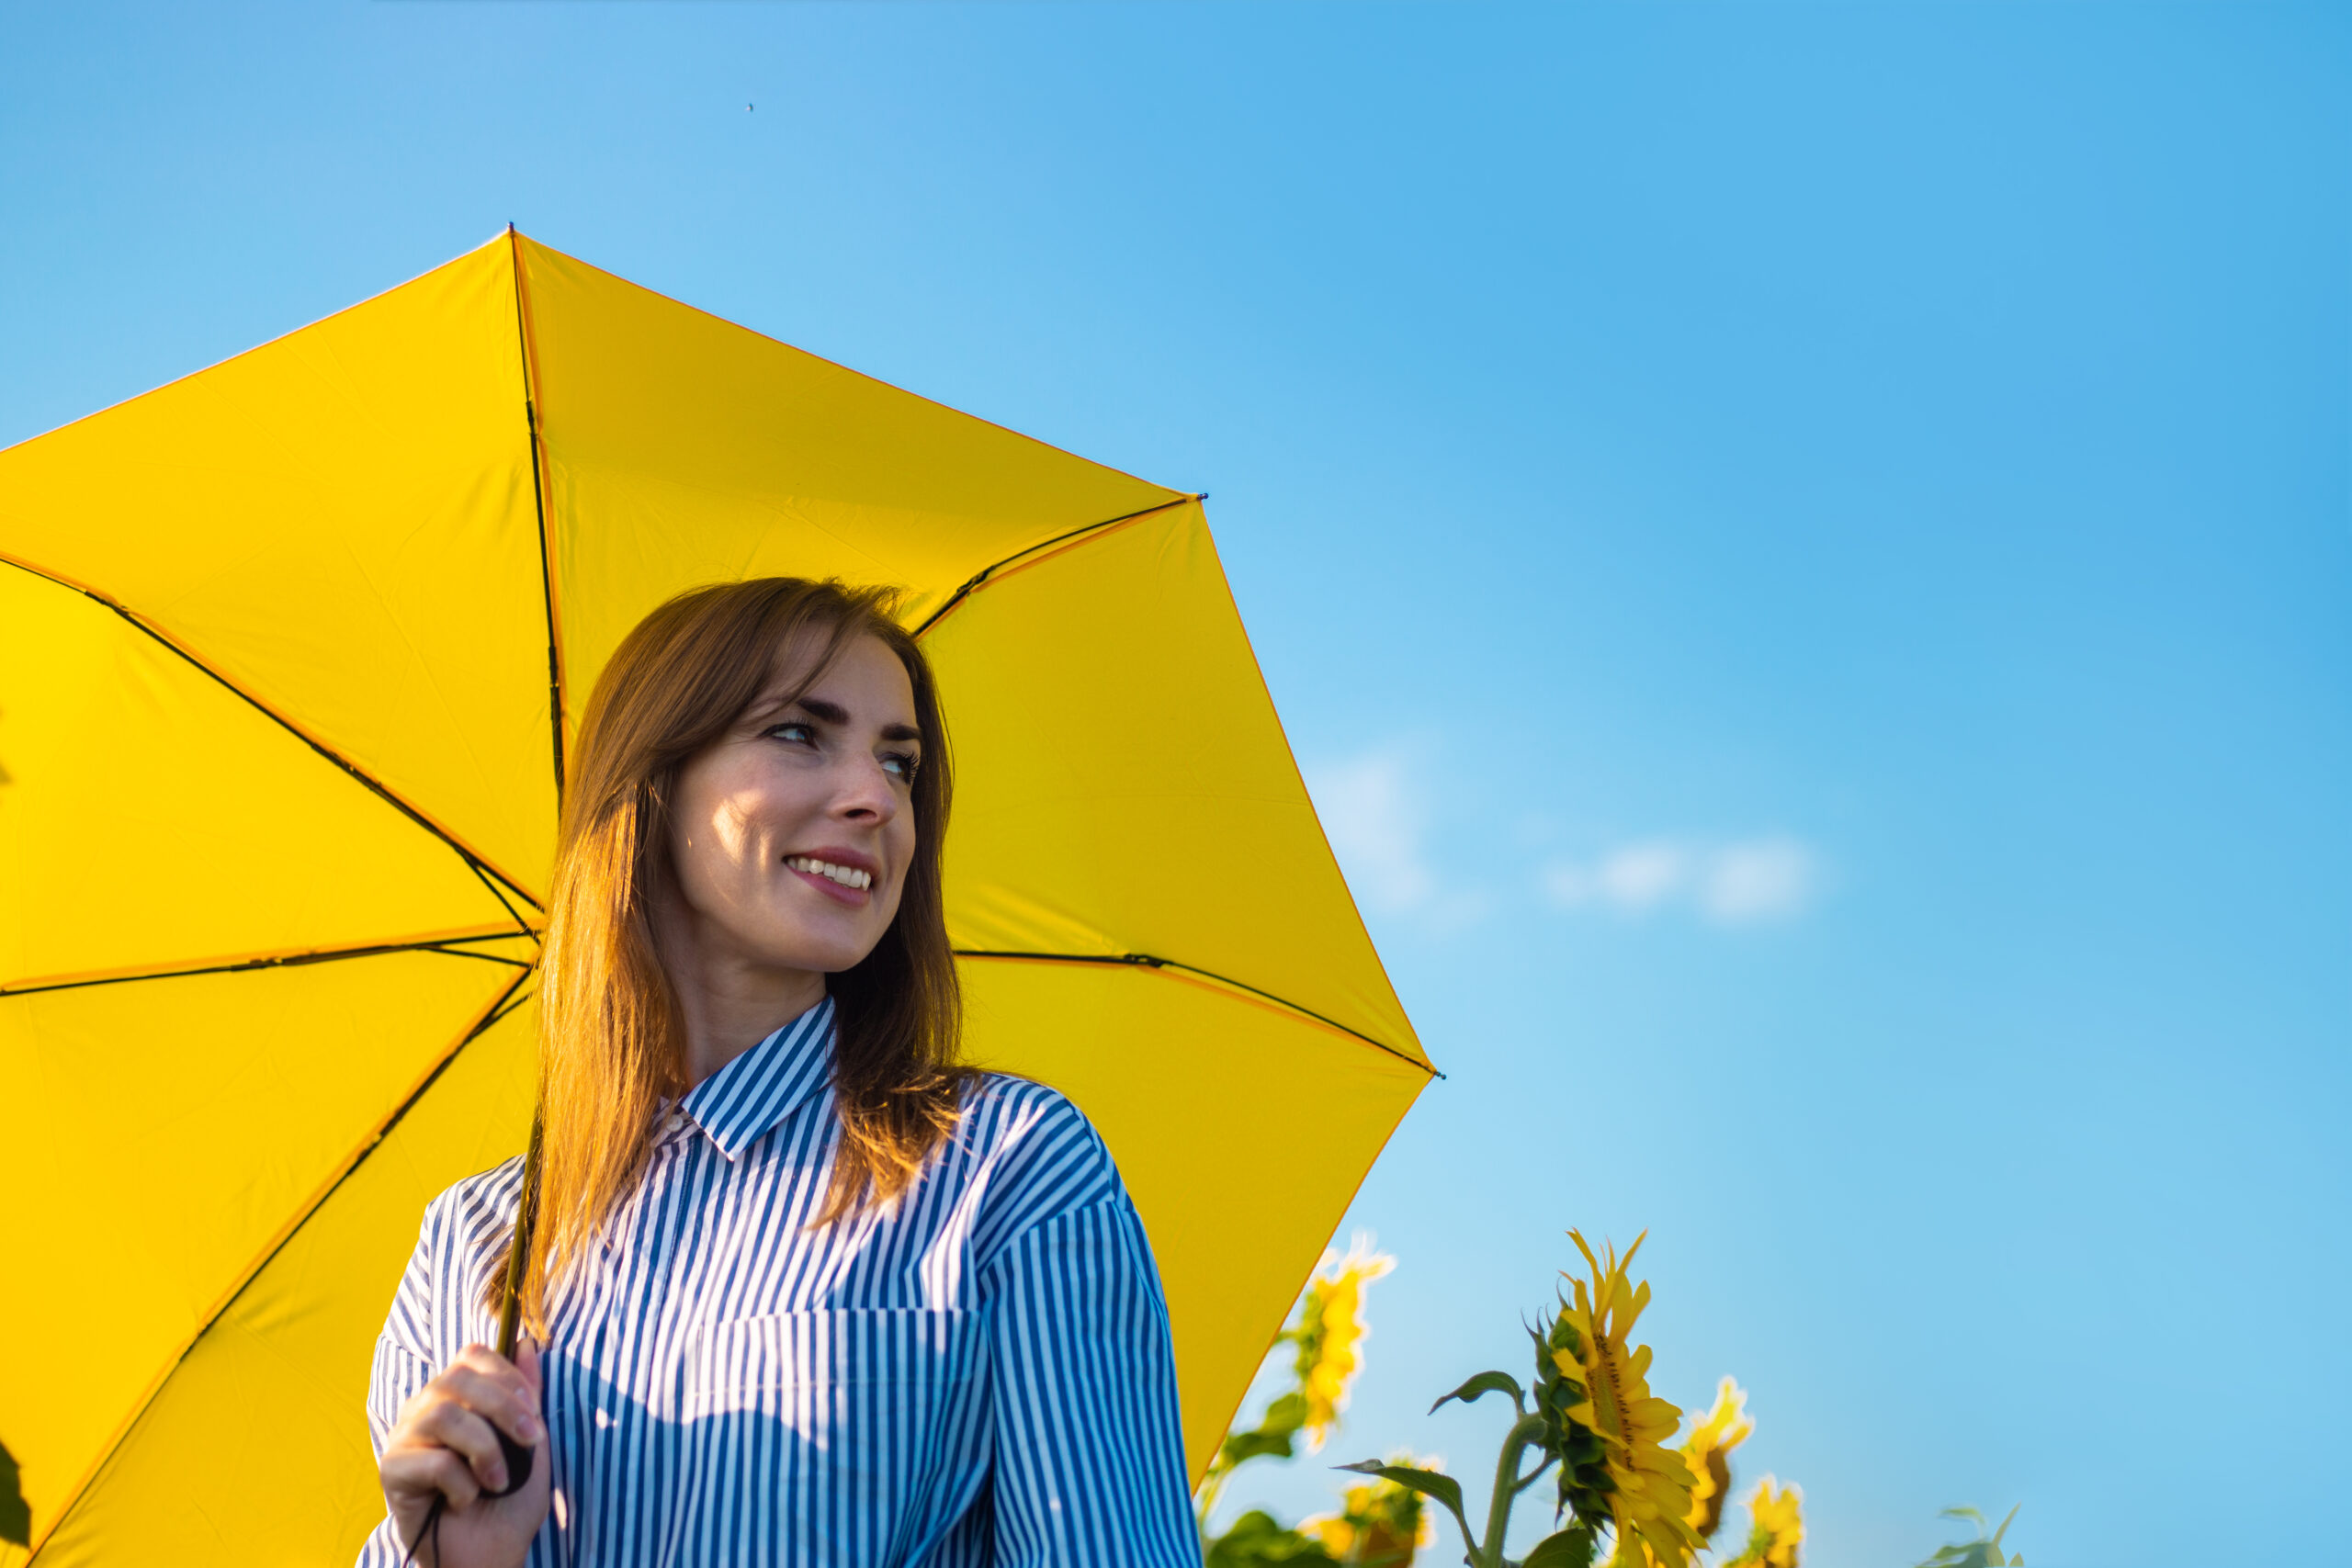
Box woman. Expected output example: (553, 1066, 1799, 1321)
(359, 578, 1201, 1568)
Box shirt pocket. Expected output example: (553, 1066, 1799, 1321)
(669, 1308, 984, 1568)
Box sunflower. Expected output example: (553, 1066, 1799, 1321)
(1679, 1378, 1754, 1542)
(1292, 1237, 1395, 1452)
(1729, 1478, 1803, 1568)
(1532, 1306, 1615, 1534)
(1547, 1232, 1702, 1568)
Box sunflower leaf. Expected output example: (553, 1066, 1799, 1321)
(1521, 1526, 1598, 1568)
(1258, 1392, 1308, 1435)
(1334, 1461, 1462, 1515)
(1218, 1427, 1298, 1467)
(1204, 1509, 1343, 1568)
(1335, 1461, 1470, 1548)
(1430, 1370, 1525, 1416)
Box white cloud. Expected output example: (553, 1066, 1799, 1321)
(1544, 834, 1820, 926)
(1301, 748, 1492, 927)
(1699, 835, 1817, 924)
(1599, 840, 1695, 908)
(1303, 746, 1815, 932)
(1302, 750, 1432, 914)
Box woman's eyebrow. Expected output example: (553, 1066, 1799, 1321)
(793, 695, 922, 743)
(794, 696, 850, 726)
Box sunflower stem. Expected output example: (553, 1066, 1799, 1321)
(1477, 1413, 1549, 1567)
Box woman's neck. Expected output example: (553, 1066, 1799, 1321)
(655, 902, 829, 1088)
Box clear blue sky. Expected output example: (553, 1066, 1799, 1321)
(5, 5, 2346, 1566)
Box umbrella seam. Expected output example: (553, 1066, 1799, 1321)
(949, 948, 1439, 1077)
(0, 932, 538, 998)
(466, 858, 538, 933)
(909, 496, 1201, 639)
(508, 226, 568, 810)
(0, 552, 545, 917)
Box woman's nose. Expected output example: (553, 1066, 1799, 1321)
(832, 756, 900, 822)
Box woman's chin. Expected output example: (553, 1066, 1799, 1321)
(752, 932, 880, 979)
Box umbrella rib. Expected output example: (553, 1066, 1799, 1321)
(0, 553, 545, 916)
(0, 932, 536, 998)
(467, 857, 540, 935)
(910, 496, 1201, 639)
(951, 947, 1436, 1076)
(508, 226, 568, 809)
(19, 964, 534, 1562)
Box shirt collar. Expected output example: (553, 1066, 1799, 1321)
(677, 996, 836, 1161)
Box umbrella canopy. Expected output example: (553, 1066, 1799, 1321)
(0, 232, 1433, 1566)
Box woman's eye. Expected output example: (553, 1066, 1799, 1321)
(769, 721, 816, 745)
(883, 752, 919, 781)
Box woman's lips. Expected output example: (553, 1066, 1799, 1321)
(784, 852, 875, 906)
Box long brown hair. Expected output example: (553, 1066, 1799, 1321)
(513, 578, 971, 1330)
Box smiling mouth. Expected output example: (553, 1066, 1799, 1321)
(786, 855, 874, 891)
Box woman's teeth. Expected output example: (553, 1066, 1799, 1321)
(786, 856, 872, 891)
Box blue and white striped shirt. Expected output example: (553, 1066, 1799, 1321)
(357, 998, 1201, 1566)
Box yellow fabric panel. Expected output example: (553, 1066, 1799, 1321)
(930, 502, 1425, 1066)
(28, 990, 537, 1568)
(960, 955, 1430, 1481)
(0, 944, 530, 1559)
(0, 566, 518, 990)
(513, 237, 1180, 714)
(0, 237, 553, 894)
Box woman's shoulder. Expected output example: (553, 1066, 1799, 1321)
(424, 1152, 528, 1234)
(405, 1154, 528, 1285)
(952, 1073, 1132, 1224)
(957, 1071, 1106, 1154)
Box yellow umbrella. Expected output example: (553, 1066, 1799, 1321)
(0, 232, 1433, 1565)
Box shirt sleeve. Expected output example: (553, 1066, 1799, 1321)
(980, 1190, 1203, 1567)
(352, 1188, 467, 1567)
(354, 1334, 435, 1566)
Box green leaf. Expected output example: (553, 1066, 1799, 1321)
(1913, 1503, 2021, 1568)
(1216, 1391, 1310, 1472)
(1335, 1461, 1464, 1517)
(1521, 1525, 1597, 1568)
(1336, 1461, 1468, 1539)
(1205, 1509, 1343, 1568)
(1219, 1428, 1299, 1468)
(1259, 1392, 1309, 1434)
(1430, 1370, 1526, 1416)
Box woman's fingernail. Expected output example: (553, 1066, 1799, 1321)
(519, 1416, 543, 1443)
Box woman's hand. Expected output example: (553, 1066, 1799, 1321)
(379, 1340, 550, 1568)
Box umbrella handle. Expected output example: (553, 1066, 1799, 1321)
(482, 1114, 544, 1500)
(482, 1430, 536, 1500)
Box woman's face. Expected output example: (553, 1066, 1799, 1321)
(664, 632, 922, 981)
